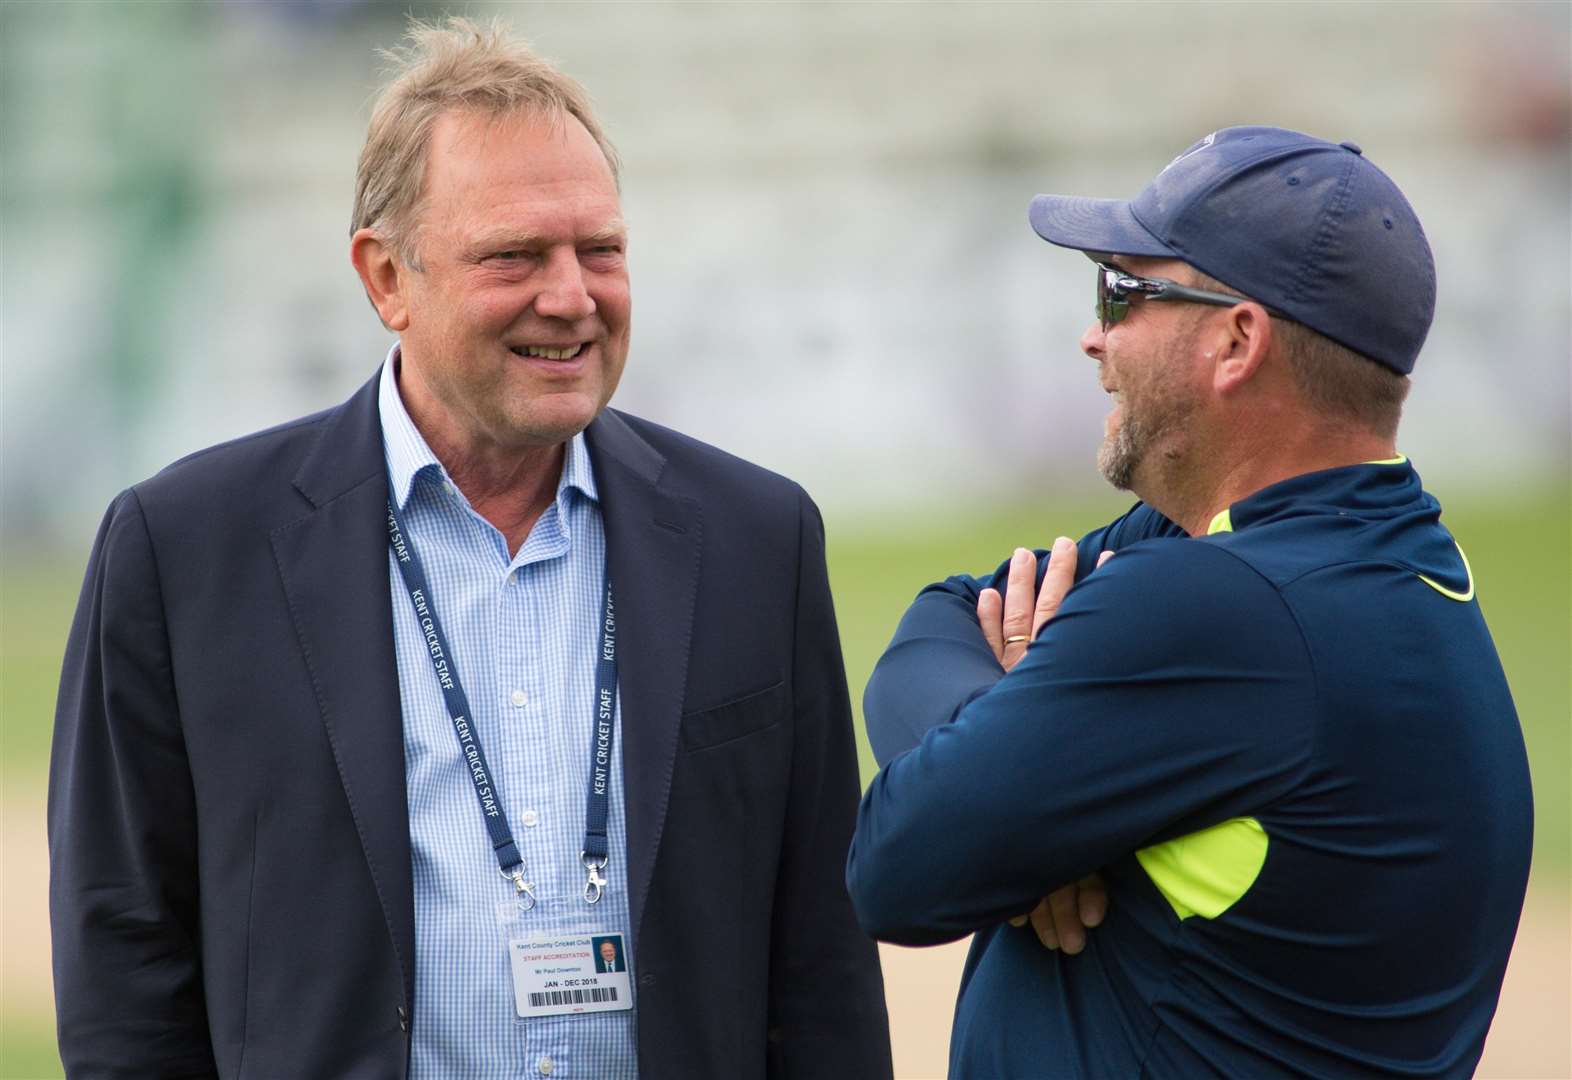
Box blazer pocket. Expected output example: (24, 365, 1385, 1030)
(681, 680, 785, 752)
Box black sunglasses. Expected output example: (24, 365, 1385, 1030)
(1095, 262, 1285, 331)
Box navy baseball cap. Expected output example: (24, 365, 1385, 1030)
(1028, 126, 1435, 374)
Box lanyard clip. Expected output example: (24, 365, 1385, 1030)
(582, 853, 608, 905)
(503, 866, 537, 912)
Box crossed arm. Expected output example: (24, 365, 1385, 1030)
(856, 506, 1180, 951)
(861, 503, 1182, 765)
(847, 515, 1314, 946)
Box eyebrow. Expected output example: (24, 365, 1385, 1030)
(583, 218, 629, 244)
(467, 218, 629, 255)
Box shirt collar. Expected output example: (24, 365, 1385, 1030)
(1213, 456, 1421, 535)
(378, 345, 599, 511)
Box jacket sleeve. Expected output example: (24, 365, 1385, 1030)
(862, 502, 1185, 765)
(765, 490, 893, 1080)
(847, 540, 1316, 946)
(48, 490, 218, 1079)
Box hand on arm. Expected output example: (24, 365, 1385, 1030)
(976, 539, 1115, 674)
(863, 501, 1182, 765)
(848, 541, 1314, 945)
(976, 538, 1115, 954)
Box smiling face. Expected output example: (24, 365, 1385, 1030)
(1079, 257, 1209, 495)
(394, 107, 630, 457)
(599, 941, 617, 967)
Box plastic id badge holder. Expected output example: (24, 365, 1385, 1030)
(499, 905, 632, 1019)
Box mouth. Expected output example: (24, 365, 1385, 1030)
(511, 343, 587, 361)
(1102, 384, 1123, 429)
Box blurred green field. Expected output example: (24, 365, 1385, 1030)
(2, 484, 1566, 1078)
(0, 1030, 57, 1080)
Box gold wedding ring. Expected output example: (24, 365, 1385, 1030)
(1003, 635, 1030, 645)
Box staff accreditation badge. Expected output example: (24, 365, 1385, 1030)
(509, 933, 633, 1019)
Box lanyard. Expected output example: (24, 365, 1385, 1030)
(386, 491, 618, 909)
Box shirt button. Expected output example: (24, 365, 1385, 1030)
(521, 809, 539, 828)
(511, 689, 528, 707)
(537, 1056, 554, 1076)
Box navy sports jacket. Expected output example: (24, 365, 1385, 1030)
(850, 460, 1531, 1078)
(50, 370, 891, 1080)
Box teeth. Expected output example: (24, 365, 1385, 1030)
(517, 344, 583, 360)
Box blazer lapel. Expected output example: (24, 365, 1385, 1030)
(264, 391, 697, 1007)
(586, 411, 702, 954)
(269, 372, 415, 1010)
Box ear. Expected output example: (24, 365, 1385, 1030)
(350, 229, 412, 332)
(1210, 302, 1273, 395)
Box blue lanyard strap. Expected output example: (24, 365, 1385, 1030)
(583, 578, 617, 902)
(386, 490, 619, 908)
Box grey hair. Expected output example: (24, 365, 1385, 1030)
(351, 15, 620, 269)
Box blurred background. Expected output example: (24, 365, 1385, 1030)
(2, 2, 1566, 1077)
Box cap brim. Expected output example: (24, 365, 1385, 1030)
(1028, 194, 1176, 258)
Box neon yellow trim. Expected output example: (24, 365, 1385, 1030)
(1363, 454, 1408, 465)
(1416, 541, 1475, 602)
(1206, 508, 1233, 535)
(1136, 817, 1268, 920)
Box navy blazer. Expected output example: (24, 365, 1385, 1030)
(49, 372, 892, 1079)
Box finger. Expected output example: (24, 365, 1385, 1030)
(1077, 873, 1108, 928)
(1096, 549, 1115, 570)
(1031, 536, 1079, 638)
(1001, 548, 1037, 670)
(1048, 884, 1086, 954)
(1027, 898, 1058, 951)
(977, 588, 1005, 663)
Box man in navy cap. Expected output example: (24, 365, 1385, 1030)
(848, 127, 1533, 1077)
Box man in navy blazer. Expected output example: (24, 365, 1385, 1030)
(49, 17, 889, 1080)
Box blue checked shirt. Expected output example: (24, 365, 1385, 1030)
(380, 355, 638, 1080)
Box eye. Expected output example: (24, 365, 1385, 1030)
(580, 244, 625, 270)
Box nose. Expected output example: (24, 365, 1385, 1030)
(1079, 321, 1106, 361)
(533, 249, 597, 322)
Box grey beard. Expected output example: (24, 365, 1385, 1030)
(1097, 395, 1195, 493)
(1097, 419, 1141, 491)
